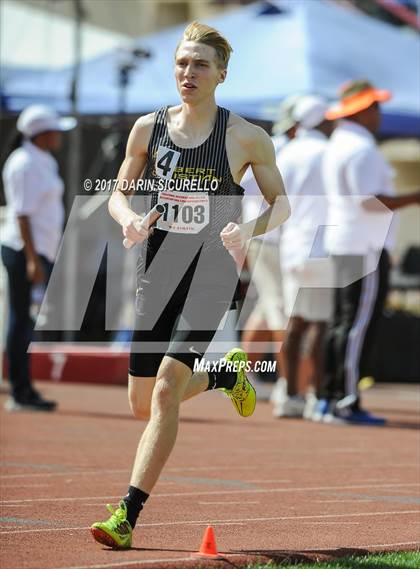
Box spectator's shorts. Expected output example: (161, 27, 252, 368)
(283, 259, 334, 321)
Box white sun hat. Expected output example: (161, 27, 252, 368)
(17, 105, 77, 138)
(293, 96, 329, 130)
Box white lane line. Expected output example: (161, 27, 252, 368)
(209, 522, 246, 526)
(0, 484, 50, 488)
(386, 488, 420, 495)
(198, 501, 260, 505)
(167, 465, 256, 472)
(313, 500, 373, 503)
(82, 504, 114, 507)
(42, 542, 420, 569)
(0, 469, 130, 480)
(302, 522, 361, 525)
(0, 526, 18, 530)
(2, 482, 419, 504)
(351, 479, 400, 483)
(1, 509, 419, 535)
(107, 510, 420, 527)
(0, 525, 89, 535)
(0, 504, 36, 508)
(0, 465, 258, 480)
(1, 463, 418, 479)
(243, 480, 291, 483)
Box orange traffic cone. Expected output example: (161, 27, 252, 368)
(195, 525, 221, 558)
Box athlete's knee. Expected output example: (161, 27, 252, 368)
(152, 378, 181, 414)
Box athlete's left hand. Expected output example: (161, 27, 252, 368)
(220, 222, 248, 252)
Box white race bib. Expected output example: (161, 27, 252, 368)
(156, 191, 209, 234)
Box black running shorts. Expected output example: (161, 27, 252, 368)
(129, 256, 235, 378)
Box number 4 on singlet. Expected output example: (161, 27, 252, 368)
(155, 145, 181, 180)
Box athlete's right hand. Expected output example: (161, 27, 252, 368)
(220, 222, 248, 252)
(122, 213, 149, 246)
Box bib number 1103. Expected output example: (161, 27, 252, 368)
(157, 191, 209, 234)
(160, 202, 206, 225)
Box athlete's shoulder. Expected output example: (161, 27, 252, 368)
(132, 111, 156, 133)
(127, 112, 157, 154)
(227, 112, 271, 149)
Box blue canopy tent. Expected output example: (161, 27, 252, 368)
(1, 0, 419, 136)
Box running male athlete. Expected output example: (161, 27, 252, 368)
(90, 22, 289, 549)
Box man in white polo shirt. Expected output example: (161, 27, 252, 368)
(319, 80, 420, 425)
(274, 96, 335, 418)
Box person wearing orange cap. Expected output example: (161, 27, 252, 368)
(316, 80, 420, 425)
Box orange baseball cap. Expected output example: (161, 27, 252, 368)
(325, 80, 392, 120)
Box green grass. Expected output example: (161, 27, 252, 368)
(246, 551, 420, 569)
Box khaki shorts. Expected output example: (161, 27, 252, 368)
(246, 240, 286, 330)
(283, 259, 334, 321)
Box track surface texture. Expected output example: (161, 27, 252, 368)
(1, 381, 419, 569)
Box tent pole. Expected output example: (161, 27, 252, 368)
(64, 0, 84, 343)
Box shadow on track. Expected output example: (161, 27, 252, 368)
(228, 547, 403, 567)
(100, 546, 409, 568)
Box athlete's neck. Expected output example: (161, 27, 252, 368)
(168, 100, 218, 148)
(179, 100, 218, 129)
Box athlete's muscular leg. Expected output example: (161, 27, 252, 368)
(129, 369, 209, 421)
(129, 356, 201, 493)
(182, 371, 210, 400)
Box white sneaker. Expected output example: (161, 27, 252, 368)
(273, 394, 306, 418)
(269, 377, 288, 407)
(303, 393, 319, 420)
(4, 398, 25, 412)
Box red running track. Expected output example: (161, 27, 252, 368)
(0, 382, 419, 569)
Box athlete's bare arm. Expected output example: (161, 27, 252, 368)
(222, 115, 290, 251)
(108, 113, 154, 244)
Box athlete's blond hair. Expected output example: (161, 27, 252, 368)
(176, 21, 233, 69)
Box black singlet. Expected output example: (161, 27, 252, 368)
(139, 106, 244, 269)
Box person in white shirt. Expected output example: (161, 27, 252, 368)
(318, 80, 420, 425)
(274, 96, 335, 418)
(241, 97, 299, 400)
(1, 105, 75, 411)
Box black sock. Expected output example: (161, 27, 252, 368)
(123, 485, 149, 529)
(206, 367, 237, 391)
